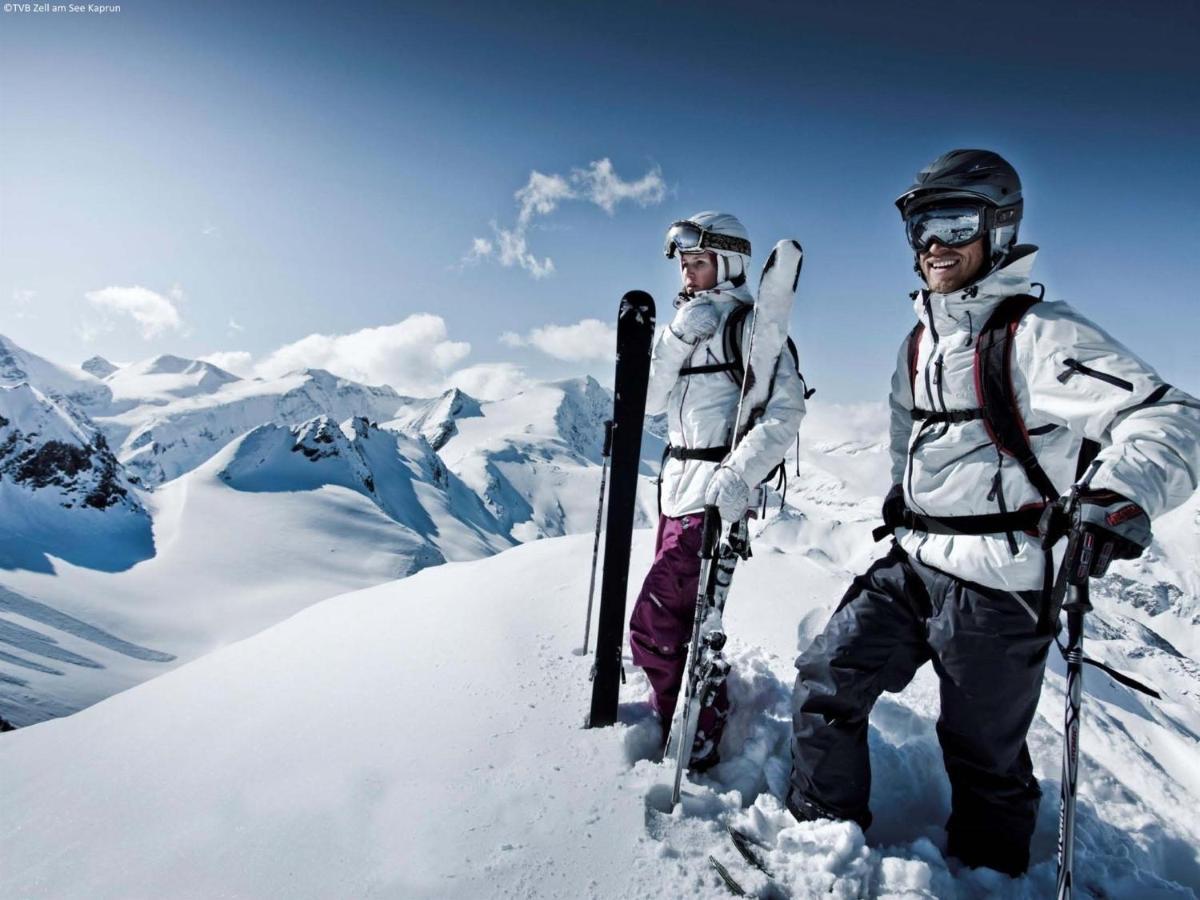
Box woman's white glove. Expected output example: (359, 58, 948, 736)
(669, 298, 720, 345)
(704, 466, 750, 522)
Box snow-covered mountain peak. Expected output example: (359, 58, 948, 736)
(0, 334, 112, 410)
(81, 355, 119, 379)
(383, 385, 483, 450)
(103, 354, 242, 407)
(0, 383, 142, 511)
(0, 382, 152, 573)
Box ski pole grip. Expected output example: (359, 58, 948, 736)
(601, 419, 614, 458)
(700, 505, 722, 560)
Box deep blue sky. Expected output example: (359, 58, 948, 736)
(2, 0, 1197, 400)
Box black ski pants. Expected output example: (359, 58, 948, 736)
(789, 543, 1053, 876)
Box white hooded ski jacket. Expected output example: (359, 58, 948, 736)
(890, 246, 1200, 590)
(648, 284, 808, 518)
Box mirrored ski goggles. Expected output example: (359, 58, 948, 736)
(664, 221, 752, 259)
(904, 203, 1021, 251)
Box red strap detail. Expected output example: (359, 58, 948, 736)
(1106, 504, 1145, 527)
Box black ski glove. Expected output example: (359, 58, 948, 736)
(1061, 489, 1151, 585)
(881, 484, 906, 528)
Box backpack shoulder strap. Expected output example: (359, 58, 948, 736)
(906, 322, 925, 397)
(974, 293, 1060, 500)
(721, 301, 755, 388)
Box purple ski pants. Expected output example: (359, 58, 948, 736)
(629, 514, 730, 746)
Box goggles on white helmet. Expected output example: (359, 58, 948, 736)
(904, 202, 1021, 252)
(663, 220, 752, 259)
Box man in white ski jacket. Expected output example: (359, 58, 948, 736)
(629, 211, 808, 771)
(789, 150, 1200, 876)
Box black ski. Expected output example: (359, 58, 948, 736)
(586, 290, 656, 728)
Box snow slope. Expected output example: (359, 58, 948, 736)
(0, 415, 512, 726)
(1, 529, 1196, 899)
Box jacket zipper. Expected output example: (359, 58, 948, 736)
(934, 355, 948, 414)
(1057, 358, 1134, 391)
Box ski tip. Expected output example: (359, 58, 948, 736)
(620, 289, 656, 314)
(709, 856, 748, 896)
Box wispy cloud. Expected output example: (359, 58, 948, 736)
(228, 318, 245, 333)
(501, 317, 616, 362)
(84, 284, 185, 340)
(466, 158, 665, 279)
(12, 289, 36, 320)
(443, 362, 534, 401)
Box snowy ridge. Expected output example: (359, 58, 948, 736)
(103, 353, 241, 407)
(222, 414, 514, 564)
(97, 366, 410, 486)
(0, 531, 1195, 898)
(0, 333, 111, 410)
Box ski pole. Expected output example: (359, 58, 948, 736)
(1053, 461, 1099, 900)
(580, 420, 614, 655)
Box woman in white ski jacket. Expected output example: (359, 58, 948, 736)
(629, 212, 807, 771)
(789, 150, 1200, 877)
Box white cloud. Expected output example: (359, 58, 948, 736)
(199, 351, 255, 377)
(572, 158, 666, 214)
(444, 362, 534, 401)
(84, 284, 185, 339)
(494, 225, 554, 279)
(498, 331, 525, 348)
(462, 236, 494, 266)
(201, 223, 221, 237)
(515, 171, 574, 226)
(465, 158, 665, 279)
(212, 315, 470, 396)
(521, 318, 617, 362)
(228, 318, 245, 333)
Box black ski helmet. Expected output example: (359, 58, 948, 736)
(896, 149, 1023, 268)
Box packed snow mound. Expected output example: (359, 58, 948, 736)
(0, 333, 112, 410)
(436, 375, 662, 540)
(81, 355, 119, 379)
(384, 386, 483, 450)
(97, 366, 411, 486)
(1, 531, 1195, 898)
(0, 384, 152, 573)
(103, 354, 241, 406)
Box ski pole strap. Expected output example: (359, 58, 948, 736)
(873, 503, 1045, 542)
(601, 419, 614, 457)
(666, 444, 731, 462)
(1054, 637, 1161, 699)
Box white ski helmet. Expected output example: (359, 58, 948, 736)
(664, 211, 752, 288)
